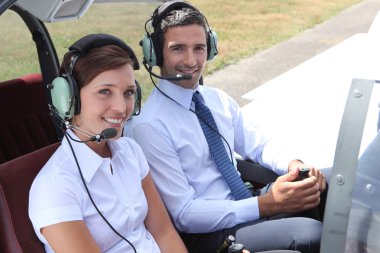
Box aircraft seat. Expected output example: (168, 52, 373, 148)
(0, 142, 59, 253)
(0, 74, 58, 164)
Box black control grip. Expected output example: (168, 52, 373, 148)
(299, 167, 310, 180)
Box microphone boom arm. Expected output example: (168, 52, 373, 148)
(142, 61, 192, 81)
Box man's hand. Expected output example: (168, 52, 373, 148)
(288, 159, 327, 193)
(258, 168, 320, 218)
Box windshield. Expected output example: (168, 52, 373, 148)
(322, 79, 380, 253)
(346, 83, 380, 252)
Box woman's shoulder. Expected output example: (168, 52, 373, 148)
(32, 145, 79, 191)
(30, 145, 86, 204)
(116, 136, 140, 149)
(113, 136, 146, 157)
(112, 136, 149, 178)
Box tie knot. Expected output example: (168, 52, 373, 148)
(192, 91, 204, 105)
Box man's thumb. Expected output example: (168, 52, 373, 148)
(279, 168, 299, 182)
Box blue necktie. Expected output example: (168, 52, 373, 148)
(192, 92, 252, 200)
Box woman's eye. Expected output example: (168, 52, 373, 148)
(124, 89, 135, 97)
(99, 89, 110, 95)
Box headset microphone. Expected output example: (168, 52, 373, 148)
(143, 61, 192, 81)
(89, 128, 118, 142)
(64, 122, 118, 143)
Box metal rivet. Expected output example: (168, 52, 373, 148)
(353, 89, 362, 98)
(336, 174, 345, 185)
(366, 184, 374, 192)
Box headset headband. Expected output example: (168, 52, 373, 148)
(69, 33, 140, 70)
(151, 0, 198, 28)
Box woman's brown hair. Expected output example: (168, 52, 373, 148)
(60, 44, 136, 90)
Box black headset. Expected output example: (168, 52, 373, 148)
(50, 33, 142, 120)
(140, 0, 218, 68)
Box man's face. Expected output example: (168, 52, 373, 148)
(161, 24, 208, 89)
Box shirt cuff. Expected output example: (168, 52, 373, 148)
(232, 197, 260, 223)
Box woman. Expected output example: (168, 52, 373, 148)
(29, 33, 187, 253)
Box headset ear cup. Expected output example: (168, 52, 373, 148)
(141, 34, 157, 67)
(207, 29, 218, 61)
(133, 80, 142, 116)
(50, 76, 75, 119)
(70, 75, 80, 115)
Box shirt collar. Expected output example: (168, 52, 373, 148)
(157, 79, 201, 110)
(61, 129, 123, 183)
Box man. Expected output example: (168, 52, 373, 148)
(126, 1, 327, 252)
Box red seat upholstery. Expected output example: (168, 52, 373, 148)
(0, 142, 59, 253)
(0, 74, 58, 164)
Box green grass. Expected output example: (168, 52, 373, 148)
(0, 0, 362, 101)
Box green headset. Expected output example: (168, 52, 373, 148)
(140, 0, 218, 68)
(49, 33, 142, 120)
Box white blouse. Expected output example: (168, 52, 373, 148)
(29, 130, 160, 253)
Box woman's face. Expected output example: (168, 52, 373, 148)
(74, 63, 136, 140)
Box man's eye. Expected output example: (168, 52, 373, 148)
(172, 46, 182, 51)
